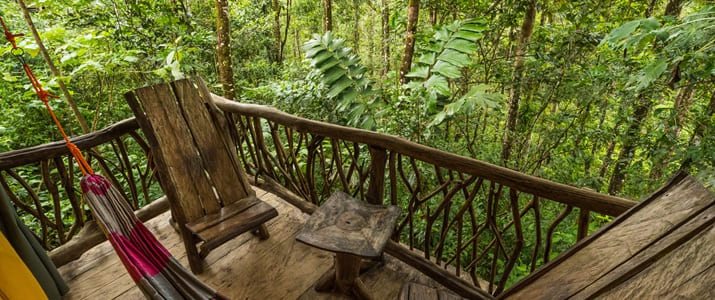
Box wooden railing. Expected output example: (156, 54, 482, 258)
(0, 118, 165, 263)
(213, 95, 638, 297)
(0, 96, 637, 298)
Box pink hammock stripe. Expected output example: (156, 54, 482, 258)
(81, 174, 228, 299)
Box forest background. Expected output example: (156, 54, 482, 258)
(1, 0, 713, 201)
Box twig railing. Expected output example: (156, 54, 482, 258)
(214, 95, 637, 296)
(0, 95, 638, 297)
(0, 118, 162, 251)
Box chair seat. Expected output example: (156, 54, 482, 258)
(187, 196, 277, 255)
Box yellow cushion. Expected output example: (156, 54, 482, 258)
(0, 232, 47, 300)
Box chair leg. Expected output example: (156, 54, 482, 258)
(252, 223, 270, 240)
(169, 217, 181, 233)
(179, 228, 203, 273)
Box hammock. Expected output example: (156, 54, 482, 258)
(1, 15, 228, 300)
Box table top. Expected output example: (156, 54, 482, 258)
(296, 191, 401, 258)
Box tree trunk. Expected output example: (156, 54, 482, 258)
(608, 95, 651, 195)
(353, 0, 360, 54)
(381, 0, 390, 76)
(324, 0, 333, 32)
(17, 0, 90, 134)
(430, 0, 438, 25)
(608, 0, 685, 194)
(645, 0, 657, 17)
(649, 85, 694, 180)
(680, 90, 715, 170)
(664, 0, 683, 17)
(398, 0, 420, 84)
(282, 0, 291, 61)
(272, 0, 283, 64)
(500, 0, 537, 166)
(215, 0, 236, 99)
(294, 27, 301, 58)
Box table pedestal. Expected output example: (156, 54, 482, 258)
(315, 253, 373, 300)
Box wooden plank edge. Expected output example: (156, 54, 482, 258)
(213, 95, 636, 216)
(579, 202, 715, 298)
(385, 241, 494, 300)
(49, 195, 169, 267)
(497, 171, 691, 299)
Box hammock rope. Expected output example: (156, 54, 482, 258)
(1, 13, 226, 300)
(0, 15, 93, 175)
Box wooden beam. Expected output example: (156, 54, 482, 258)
(213, 96, 637, 216)
(367, 146, 387, 205)
(0, 118, 139, 170)
(386, 241, 494, 300)
(49, 196, 169, 267)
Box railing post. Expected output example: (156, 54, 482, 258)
(577, 209, 590, 240)
(367, 146, 387, 205)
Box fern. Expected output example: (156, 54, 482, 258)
(403, 19, 502, 126)
(303, 32, 378, 129)
(405, 18, 486, 97)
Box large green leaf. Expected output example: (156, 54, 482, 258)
(323, 69, 346, 85)
(438, 49, 470, 67)
(453, 30, 484, 42)
(310, 50, 333, 66)
(601, 19, 641, 46)
(417, 52, 436, 65)
(461, 23, 488, 33)
(445, 38, 477, 54)
(327, 76, 353, 98)
(432, 61, 461, 79)
(406, 65, 429, 79)
(424, 75, 450, 96)
(634, 59, 668, 89)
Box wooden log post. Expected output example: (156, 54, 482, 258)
(335, 253, 365, 296)
(577, 209, 590, 241)
(367, 146, 387, 205)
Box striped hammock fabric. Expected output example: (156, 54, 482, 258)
(80, 174, 228, 300)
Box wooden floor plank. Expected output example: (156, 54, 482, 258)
(504, 176, 714, 299)
(60, 188, 270, 285)
(572, 203, 715, 299)
(59, 188, 451, 300)
(600, 223, 715, 299)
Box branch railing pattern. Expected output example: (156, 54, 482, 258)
(216, 96, 637, 295)
(0, 119, 161, 250)
(0, 95, 637, 296)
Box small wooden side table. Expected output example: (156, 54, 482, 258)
(296, 191, 401, 300)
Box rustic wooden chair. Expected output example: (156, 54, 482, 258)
(124, 78, 278, 273)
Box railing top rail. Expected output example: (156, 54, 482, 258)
(212, 95, 638, 216)
(0, 118, 139, 170)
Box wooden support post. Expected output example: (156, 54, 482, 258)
(181, 227, 204, 273)
(335, 253, 362, 294)
(577, 209, 590, 241)
(367, 146, 387, 205)
(252, 224, 271, 240)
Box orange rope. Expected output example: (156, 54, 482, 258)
(1, 14, 93, 175)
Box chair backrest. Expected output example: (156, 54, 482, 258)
(125, 78, 254, 225)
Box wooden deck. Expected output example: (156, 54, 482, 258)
(58, 187, 453, 299)
(501, 172, 715, 299)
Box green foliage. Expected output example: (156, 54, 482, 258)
(303, 32, 380, 129)
(1, 0, 714, 289)
(429, 84, 502, 126)
(405, 18, 486, 97)
(603, 7, 715, 89)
